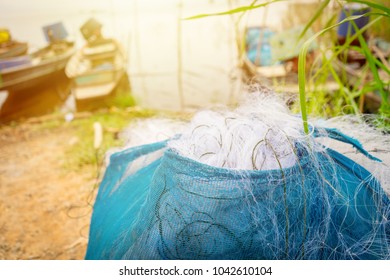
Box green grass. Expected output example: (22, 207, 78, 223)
(64, 107, 157, 170)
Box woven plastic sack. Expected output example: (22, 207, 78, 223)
(85, 128, 389, 260)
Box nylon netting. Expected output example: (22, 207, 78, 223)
(85, 93, 389, 260)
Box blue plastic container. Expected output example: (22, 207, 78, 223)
(337, 3, 370, 38)
(246, 27, 275, 66)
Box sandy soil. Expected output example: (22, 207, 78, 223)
(0, 124, 98, 260)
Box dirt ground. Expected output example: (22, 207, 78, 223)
(0, 123, 98, 260)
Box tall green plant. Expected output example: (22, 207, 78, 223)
(298, 0, 390, 132)
(298, 13, 387, 133)
(187, 0, 390, 132)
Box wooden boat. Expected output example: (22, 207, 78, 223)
(0, 41, 28, 59)
(0, 23, 77, 122)
(0, 41, 75, 122)
(65, 38, 126, 110)
(0, 41, 75, 92)
(0, 29, 28, 59)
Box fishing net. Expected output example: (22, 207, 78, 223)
(85, 93, 389, 260)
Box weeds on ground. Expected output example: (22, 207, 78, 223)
(64, 107, 157, 170)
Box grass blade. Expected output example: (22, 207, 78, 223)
(184, 0, 283, 20)
(298, 14, 372, 134)
(355, 27, 389, 115)
(310, 15, 381, 83)
(346, 0, 390, 16)
(299, 0, 330, 40)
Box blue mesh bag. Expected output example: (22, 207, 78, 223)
(85, 128, 389, 260)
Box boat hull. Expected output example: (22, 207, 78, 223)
(0, 43, 75, 122)
(66, 39, 128, 111)
(0, 70, 72, 122)
(0, 46, 74, 91)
